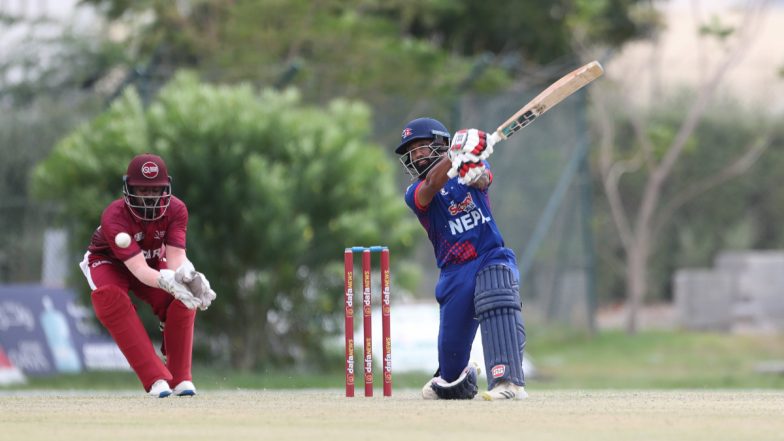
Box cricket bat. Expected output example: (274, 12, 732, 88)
(490, 60, 604, 145)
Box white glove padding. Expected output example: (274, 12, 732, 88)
(447, 129, 495, 164)
(174, 260, 196, 283)
(447, 158, 487, 185)
(175, 261, 217, 311)
(158, 269, 201, 310)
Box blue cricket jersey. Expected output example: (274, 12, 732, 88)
(404, 167, 506, 269)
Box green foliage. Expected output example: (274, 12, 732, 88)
(31, 71, 419, 369)
(387, 0, 653, 65)
(80, 0, 652, 102)
(203, 0, 497, 100)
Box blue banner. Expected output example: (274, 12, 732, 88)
(0, 284, 130, 376)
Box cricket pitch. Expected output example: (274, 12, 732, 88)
(1, 389, 782, 441)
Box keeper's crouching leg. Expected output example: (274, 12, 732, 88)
(163, 298, 196, 387)
(91, 285, 171, 391)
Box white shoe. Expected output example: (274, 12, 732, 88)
(148, 379, 172, 398)
(481, 381, 528, 401)
(173, 380, 197, 396)
(421, 378, 439, 399)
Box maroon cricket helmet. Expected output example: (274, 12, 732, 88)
(122, 153, 172, 221)
(125, 153, 169, 186)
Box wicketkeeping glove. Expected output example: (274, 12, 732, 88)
(158, 269, 201, 310)
(175, 260, 217, 311)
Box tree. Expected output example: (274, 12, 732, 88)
(591, 0, 773, 333)
(398, 0, 650, 64)
(79, 0, 651, 103)
(31, 72, 419, 369)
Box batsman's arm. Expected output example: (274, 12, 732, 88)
(415, 157, 453, 207)
(469, 169, 492, 191)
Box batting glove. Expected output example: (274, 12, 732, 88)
(448, 129, 495, 164)
(449, 160, 487, 186)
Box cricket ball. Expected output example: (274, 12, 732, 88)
(115, 232, 132, 248)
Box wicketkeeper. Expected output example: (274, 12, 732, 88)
(79, 153, 216, 398)
(396, 118, 527, 400)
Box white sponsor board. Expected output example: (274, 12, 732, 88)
(348, 301, 535, 379)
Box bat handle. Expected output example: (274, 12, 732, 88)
(489, 131, 503, 145)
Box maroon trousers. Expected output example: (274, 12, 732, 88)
(86, 259, 195, 391)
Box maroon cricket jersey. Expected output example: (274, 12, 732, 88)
(87, 196, 188, 269)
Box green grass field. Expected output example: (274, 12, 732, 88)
(529, 329, 784, 389)
(2, 331, 783, 441)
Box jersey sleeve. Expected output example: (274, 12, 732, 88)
(101, 207, 142, 262)
(165, 197, 188, 249)
(404, 181, 429, 212)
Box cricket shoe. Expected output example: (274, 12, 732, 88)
(173, 380, 197, 396)
(481, 381, 528, 401)
(422, 361, 481, 400)
(148, 379, 172, 398)
(421, 377, 439, 399)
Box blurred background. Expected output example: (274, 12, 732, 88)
(2, 0, 784, 390)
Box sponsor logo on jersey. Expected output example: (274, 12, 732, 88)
(153, 230, 166, 240)
(134, 232, 144, 242)
(142, 248, 163, 260)
(447, 193, 492, 235)
(491, 364, 506, 379)
(448, 193, 476, 215)
(90, 259, 113, 268)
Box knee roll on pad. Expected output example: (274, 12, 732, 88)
(474, 264, 521, 314)
(429, 363, 479, 400)
(474, 265, 526, 388)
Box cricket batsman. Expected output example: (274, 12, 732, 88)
(79, 153, 216, 397)
(396, 118, 527, 400)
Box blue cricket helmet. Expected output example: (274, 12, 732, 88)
(395, 118, 451, 155)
